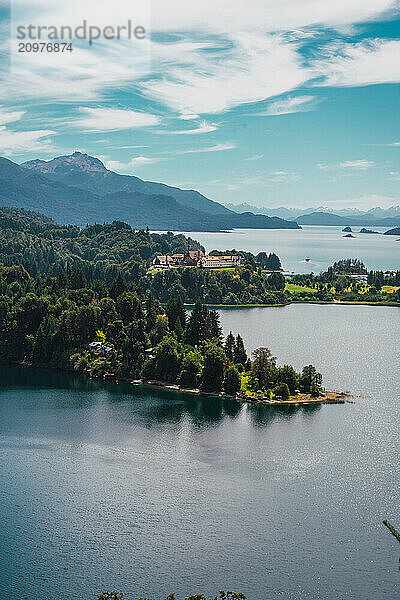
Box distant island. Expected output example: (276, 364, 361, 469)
(342, 226, 352, 232)
(384, 227, 400, 236)
(359, 228, 379, 234)
(343, 233, 355, 238)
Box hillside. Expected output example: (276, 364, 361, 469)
(0, 206, 204, 277)
(296, 212, 357, 226)
(18, 152, 300, 231)
(296, 211, 400, 227)
(225, 203, 400, 225)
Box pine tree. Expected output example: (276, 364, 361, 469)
(224, 331, 235, 362)
(233, 334, 247, 366)
(223, 365, 241, 395)
(185, 299, 207, 347)
(166, 295, 186, 330)
(109, 273, 127, 299)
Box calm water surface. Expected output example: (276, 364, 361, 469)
(177, 226, 399, 273)
(0, 304, 399, 600)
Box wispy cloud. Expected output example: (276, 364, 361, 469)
(370, 141, 400, 147)
(267, 170, 299, 183)
(142, 33, 311, 115)
(245, 154, 264, 161)
(167, 142, 236, 155)
(314, 39, 400, 87)
(318, 159, 376, 170)
(0, 125, 56, 154)
(105, 156, 159, 172)
(257, 95, 320, 116)
(73, 107, 161, 132)
(158, 120, 218, 135)
(241, 171, 299, 186)
(0, 108, 25, 125)
(340, 159, 376, 169)
(179, 114, 200, 120)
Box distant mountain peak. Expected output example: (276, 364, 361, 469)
(22, 151, 108, 174)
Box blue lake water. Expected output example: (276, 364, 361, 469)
(0, 304, 399, 600)
(177, 226, 399, 273)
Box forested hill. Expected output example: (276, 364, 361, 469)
(0, 206, 288, 305)
(0, 152, 300, 231)
(0, 206, 204, 279)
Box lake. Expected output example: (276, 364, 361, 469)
(0, 304, 399, 600)
(176, 226, 400, 273)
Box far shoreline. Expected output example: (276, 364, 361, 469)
(184, 300, 400, 309)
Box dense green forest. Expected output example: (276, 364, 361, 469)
(0, 263, 322, 398)
(0, 208, 398, 307)
(0, 207, 287, 305)
(288, 259, 400, 304)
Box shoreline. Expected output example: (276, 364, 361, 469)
(184, 300, 400, 309)
(133, 379, 350, 406)
(11, 362, 351, 406)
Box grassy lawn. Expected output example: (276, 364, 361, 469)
(285, 283, 316, 293)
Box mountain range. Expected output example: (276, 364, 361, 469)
(224, 202, 400, 227)
(0, 152, 299, 231)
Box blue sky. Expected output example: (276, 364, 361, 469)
(0, 0, 399, 210)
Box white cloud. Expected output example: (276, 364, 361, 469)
(241, 171, 299, 186)
(159, 120, 218, 134)
(105, 156, 158, 172)
(339, 160, 375, 169)
(10, 0, 396, 35)
(0, 108, 25, 125)
(171, 142, 235, 154)
(0, 126, 56, 155)
(388, 171, 400, 181)
(315, 39, 400, 87)
(73, 107, 160, 131)
(318, 159, 375, 170)
(0, 125, 55, 154)
(267, 170, 299, 183)
(3, 0, 398, 119)
(179, 114, 200, 120)
(372, 141, 400, 147)
(111, 145, 149, 149)
(258, 95, 320, 116)
(143, 33, 311, 114)
(245, 154, 264, 161)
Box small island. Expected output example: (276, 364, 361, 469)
(342, 226, 352, 232)
(343, 233, 355, 238)
(384, 227, 400, 236)
(359, 228, 380, 234)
